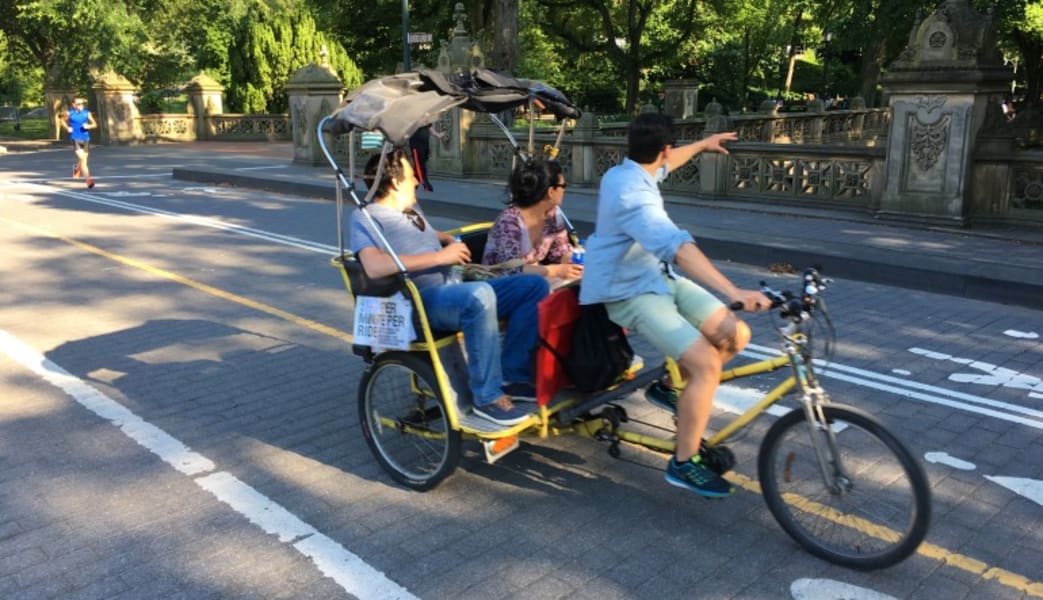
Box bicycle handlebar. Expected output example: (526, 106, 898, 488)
(729, 267, 831, 322)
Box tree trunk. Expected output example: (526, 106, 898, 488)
(741, 27, 751, 112)
(859, 35, 886, 107)
(492, 0, 518, 74)
(1019, 40, 1041, 107)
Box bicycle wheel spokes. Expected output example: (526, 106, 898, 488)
(360, 354, 460, 490)
(759, 405, 930, 570)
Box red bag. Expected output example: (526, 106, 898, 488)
(536, 286, 581, 406)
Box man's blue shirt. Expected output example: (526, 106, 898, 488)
(579, 158, 695, 305)
(67, 108, 91, 142)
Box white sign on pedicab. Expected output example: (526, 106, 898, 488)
(352, 293, 415, 350)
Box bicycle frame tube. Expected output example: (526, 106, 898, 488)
(784, 338, 850, 492)
(707, 375, 797, 446)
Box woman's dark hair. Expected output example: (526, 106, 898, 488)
(508, 157, 563, 208)
(627, 113, 674, 163)
(363, 149, 409, 199)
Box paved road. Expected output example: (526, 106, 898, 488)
(1, 144, 1041, 599)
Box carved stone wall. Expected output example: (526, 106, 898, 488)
(285, 62, 344, 165)
(879, 0, 1014, 225)
(431, 2, 485, 178)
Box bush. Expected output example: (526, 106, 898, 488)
(137, 91, 168, 114)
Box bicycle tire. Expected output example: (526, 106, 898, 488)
(758, 404, 931, 570)
(359, 352, 461, 491)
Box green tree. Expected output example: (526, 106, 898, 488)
(0, 0, 148, 90)
(227, 2, 362, 112)
(988, 0, 1043, 106)
(527, 0, 710, 114)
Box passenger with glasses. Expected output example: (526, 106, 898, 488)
(351, 149, 550, 427)
(61, 97, 98, 189)
(482, 158, 583, 286)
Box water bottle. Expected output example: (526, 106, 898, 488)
(446, 235, 464, 284)
(571, 239, 585, 265)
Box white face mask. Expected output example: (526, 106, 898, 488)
(655, 162, 669, 183)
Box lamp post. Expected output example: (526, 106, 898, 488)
(778, 44, 791, 99)
(822, 31, 833, 99)
(401, 0, 411, 71)
(784, 44, 802, 96)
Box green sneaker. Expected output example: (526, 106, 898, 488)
(645, 381, 677, 414)
(664, 455, 734, 498)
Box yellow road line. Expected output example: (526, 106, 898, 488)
(0, 216, 352, 344)
(726, 472, 1043, 597)
(4, 215, 1042, 598)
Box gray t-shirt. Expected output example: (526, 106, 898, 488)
(349, 203, 449, 289)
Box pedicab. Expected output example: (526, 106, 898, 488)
(315, 69, 930, 571)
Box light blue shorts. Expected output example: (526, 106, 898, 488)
(605, 276, 724, 360)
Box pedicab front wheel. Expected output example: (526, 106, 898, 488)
(757, 404, 930, 570)
(359, 351, 461, 491)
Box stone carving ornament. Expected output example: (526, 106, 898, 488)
(910, 115, 950, 171)
(907, 95, 949, 172)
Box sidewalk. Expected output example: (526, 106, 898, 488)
(10, 139, 1036, 309)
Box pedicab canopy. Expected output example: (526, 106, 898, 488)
(323, 68, 581, 147)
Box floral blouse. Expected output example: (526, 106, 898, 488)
(482, 205, 572, 275)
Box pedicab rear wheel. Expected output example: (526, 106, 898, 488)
(359, 351, 461, 491)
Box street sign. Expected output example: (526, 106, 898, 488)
(408, 32, 433, 44)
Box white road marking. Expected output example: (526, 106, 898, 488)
(985, 476, 1043, 507)
(100, 191, 155, 197)
(743, 344, 1043, 430)
(0, 330, 215, 476)
(791, 578, 898, 600)
(892, 368, 911, 376)
(909, 346, 1043, 395)
(1004, 329, 1039, 339)
(716, 384, 791, 418)
(19, 183, 336, 254)
(924, 451, 976, 470)
(6, 173, 170, 183)
(0, 329, 416, 600)
(182, 186, 230, 194)
(236, 165, 289, 171)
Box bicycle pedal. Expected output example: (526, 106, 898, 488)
(701, 444, 736, 475)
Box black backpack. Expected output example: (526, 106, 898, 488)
(562, 303, 635, 393)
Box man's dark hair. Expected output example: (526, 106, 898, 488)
(508, 158, 563, 208)
(626, 113, 674, 163)
(363, 149, 409, 199)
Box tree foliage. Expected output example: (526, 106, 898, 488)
(0, 0, 1037, 114)
(0, 0, 361, 112)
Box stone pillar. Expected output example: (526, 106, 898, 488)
(571, 111, 598, 185)
(44, 87, 77, 141)
(285, 62, 344, 166)
(806, 98, 825, 143)
(758, 99, 780, 142)
(662, 79, 700, 119)
(434, 2, 485, 177)
(185, 72, 225, 141)
(699, 100, 731, 198)
(878, 0, 1013, 226)
(91, 71, 141, 145)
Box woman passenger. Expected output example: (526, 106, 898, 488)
(482, 158, 583, 285)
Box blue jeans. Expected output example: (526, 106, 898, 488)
(419, 274, 549, 406)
